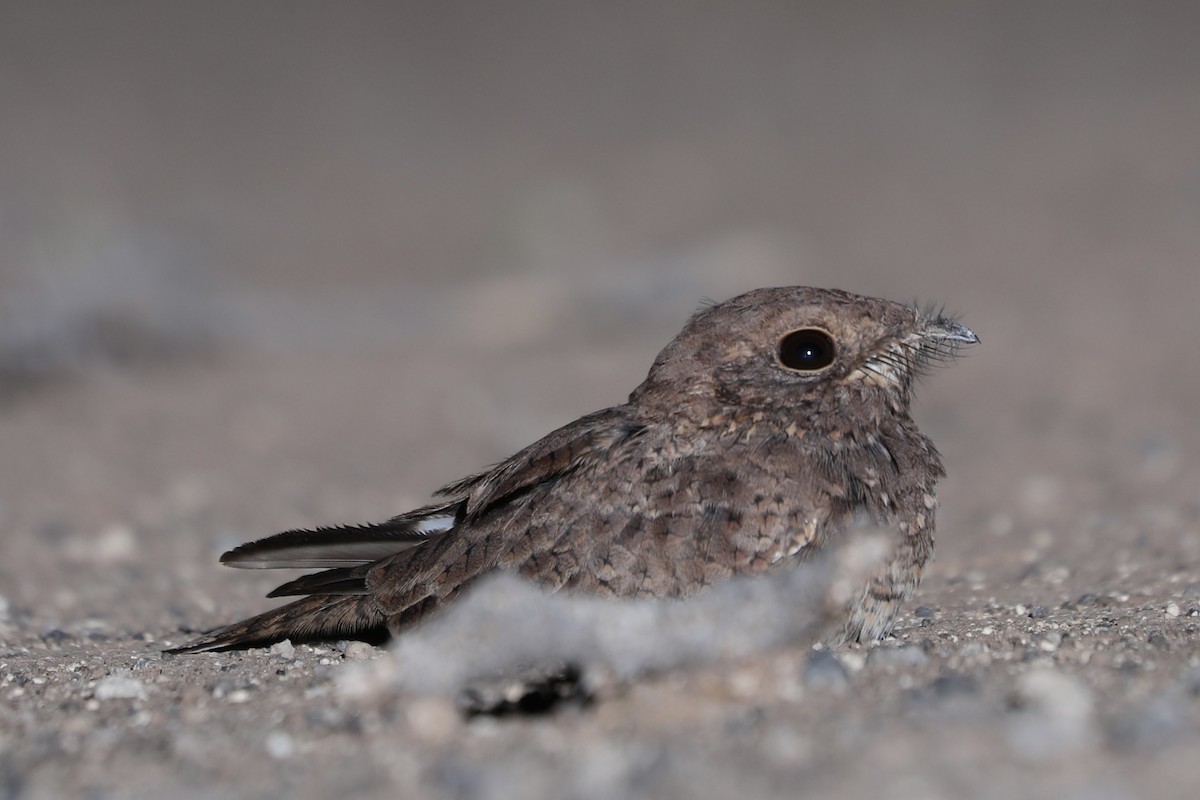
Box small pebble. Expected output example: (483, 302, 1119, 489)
(1043, 567, 1070, 585)
(269, 640, 296, 660)
(866, 644, 928, 670)
(802, 651, 850, 693)
(93, 675, 147, 701)
(1028, 605, 1049, 619)
(1037, 631, 1063, 652)
(265, 730, 295, 759)
(42, 629, 72, 644)
(958, 642, 991, 665)
(343, 641, 377, 661)
(226, 689, 252, 704)
(1007, 667, 1096, 761)
(1165, 603, 1181, 618)
(838, 651, 866, 673)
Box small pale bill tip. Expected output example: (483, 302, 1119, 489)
(927, 318, 979, 344)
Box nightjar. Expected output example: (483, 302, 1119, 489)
(170, 286, 976, 653)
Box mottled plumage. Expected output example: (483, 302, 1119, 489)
(169, 286, 976, 653)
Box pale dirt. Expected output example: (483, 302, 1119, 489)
(2, 3, 1199, 799)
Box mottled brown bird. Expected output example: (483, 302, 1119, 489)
(169, 286, 976, 654)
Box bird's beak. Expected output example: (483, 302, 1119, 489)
(924, 317, 979, 345)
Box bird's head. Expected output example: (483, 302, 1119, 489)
(633, 286, 977, 422)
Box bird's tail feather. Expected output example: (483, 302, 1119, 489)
(165, 593, 387, 654)
(266, 565, 371, 598)
(220, 501, 460, 570)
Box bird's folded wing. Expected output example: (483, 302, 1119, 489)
(435, 408, 646, 518)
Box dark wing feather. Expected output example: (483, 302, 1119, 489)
(220, 501, 461, 570)
(266, 565, 372, 598)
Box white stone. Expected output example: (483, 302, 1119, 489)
(265, 730, 295, 759)
(268, 639, 296, 659)
(93, 675, 147, 701)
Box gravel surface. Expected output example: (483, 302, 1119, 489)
(1, 303, 1196, 800)
(2, 4, 1198, 799)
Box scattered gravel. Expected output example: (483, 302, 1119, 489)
(3, 7, 1200, 798)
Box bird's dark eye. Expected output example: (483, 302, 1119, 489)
(778, 328, 836, 371)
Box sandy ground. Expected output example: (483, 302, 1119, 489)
(2, 293, 1198, 800)
(2, 3, 1199, 799)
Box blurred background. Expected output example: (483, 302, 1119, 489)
(3, 5, 1200, 798)
(1, 0, 1198, 626)
(4, 1, 1197, 363)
